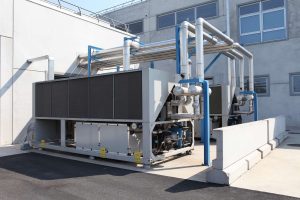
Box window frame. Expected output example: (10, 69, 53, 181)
(156, 0, 218, 31)
(238, 0, 287, 46)
(127, 19, 144, 34)
(290, 73, 300, 96)
(242, 75, 270, 97)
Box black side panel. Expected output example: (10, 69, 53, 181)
(35, 83, 52, 117)
(89, 76, 114, 119)
(114, 71, 142, 119)
(51, 81, 68, 118)
(210, 86, 222, 115)
(68, 78, 89, 118)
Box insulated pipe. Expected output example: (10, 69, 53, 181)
(123, 39, 140, 71)
(233, 43, 254, 91)
(202, 19, 234, 45)
(239, 58, 245, 91)
(180, 21, 189, 77)
(231, 59, 236, 88)
(195, 18, 204, 79)
(27, 55, 54, 80)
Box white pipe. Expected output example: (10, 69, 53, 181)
(231, 59, 236, 88)
(233, 43, 254, 91)
(180, 21, 189, 77)
(123, 39, 140, 71)
(195, 18, 204, 79)
(239, 58, 245, 91)
(249, 57, 254, 91)
(27, 55, 54, 80)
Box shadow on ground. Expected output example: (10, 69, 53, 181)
(0, 153, 137, 180)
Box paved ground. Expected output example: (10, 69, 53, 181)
(232, 132, 300, 198)
(0, 153, 297, 200)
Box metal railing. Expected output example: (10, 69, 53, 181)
(41, 0, 129, 32)
(96, 0, 146, 15)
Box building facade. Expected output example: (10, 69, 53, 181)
(105, 0, 300, 128)
(0, 0, 132, 145)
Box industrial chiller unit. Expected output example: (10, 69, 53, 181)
(32, 18, 256, 166)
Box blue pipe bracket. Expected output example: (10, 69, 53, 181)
(87, 45, 103, 77)
(178, 78, 211, 166)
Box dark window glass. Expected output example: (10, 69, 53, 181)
(292, 75, 300, 93)
(244, 76, 269, 95)
(240, 3, 259, 15)
(176, 8, 195, 24)
(263, 29, 286, 42)
(263, 10, 285, 30)
(240, 33, 261, 45)
(158, 12, 175, 29)
(262, 0, 284, 10)
(128, 21, 143, 34)
(240, 15, 260, 33)
(197, 2, 217, 18)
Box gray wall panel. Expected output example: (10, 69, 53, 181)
(114, 71, 143, 119)
(89, 75, 114, 119)
(35, 83, 52, 117)
(68, 78, 89, 118)
(51, 81, 68, 117)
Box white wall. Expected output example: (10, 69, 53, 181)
(0, 0, 132, 145)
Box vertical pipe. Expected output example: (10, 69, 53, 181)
(47, 57, 54, 80)
(176, 25, 181, 74)
(249, 57, 254, 91)
(239, 58, 245, 91)
(203, 80, 210, 166)
(195, 18, 204, 79)
(231, 59, 236, 87)
(123, 39, 131, 71)
(88, 46, 91, 77)
(180, 22, 189, 77)
(253, 92, 258, 121)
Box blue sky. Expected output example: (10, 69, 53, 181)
(48, 0, 131, 12)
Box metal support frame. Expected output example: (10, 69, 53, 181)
(179, 78, 210, 166)
(175, 25, 181, 74)
(240, 91, 258, 121)
(88, 45, 103, 77)
(204, 53, 222, 73)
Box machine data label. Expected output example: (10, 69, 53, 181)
(100, 147, 107, 158)
(134, 152, 142, 164)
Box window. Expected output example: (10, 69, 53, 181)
(177, 8, 195, 24)
(242, 75, 270, 96)
(239, 0, 287, 45)
(128, 20, 143, 34)
(197, 2, 217, 18)
(157, 12, 176, 29)
(157, 1, 217, 30)
(290, 73, 300, 96)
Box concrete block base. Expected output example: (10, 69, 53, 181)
(277, 132, 288, 144)
(258, 144, 272, 158)
(207, 160, 248, 185)
(245, 150, 262, 169)
(268, 139, 279, 150)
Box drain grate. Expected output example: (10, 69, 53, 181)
(289, 132, 300, 135)
(287, 144, 300, 147)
